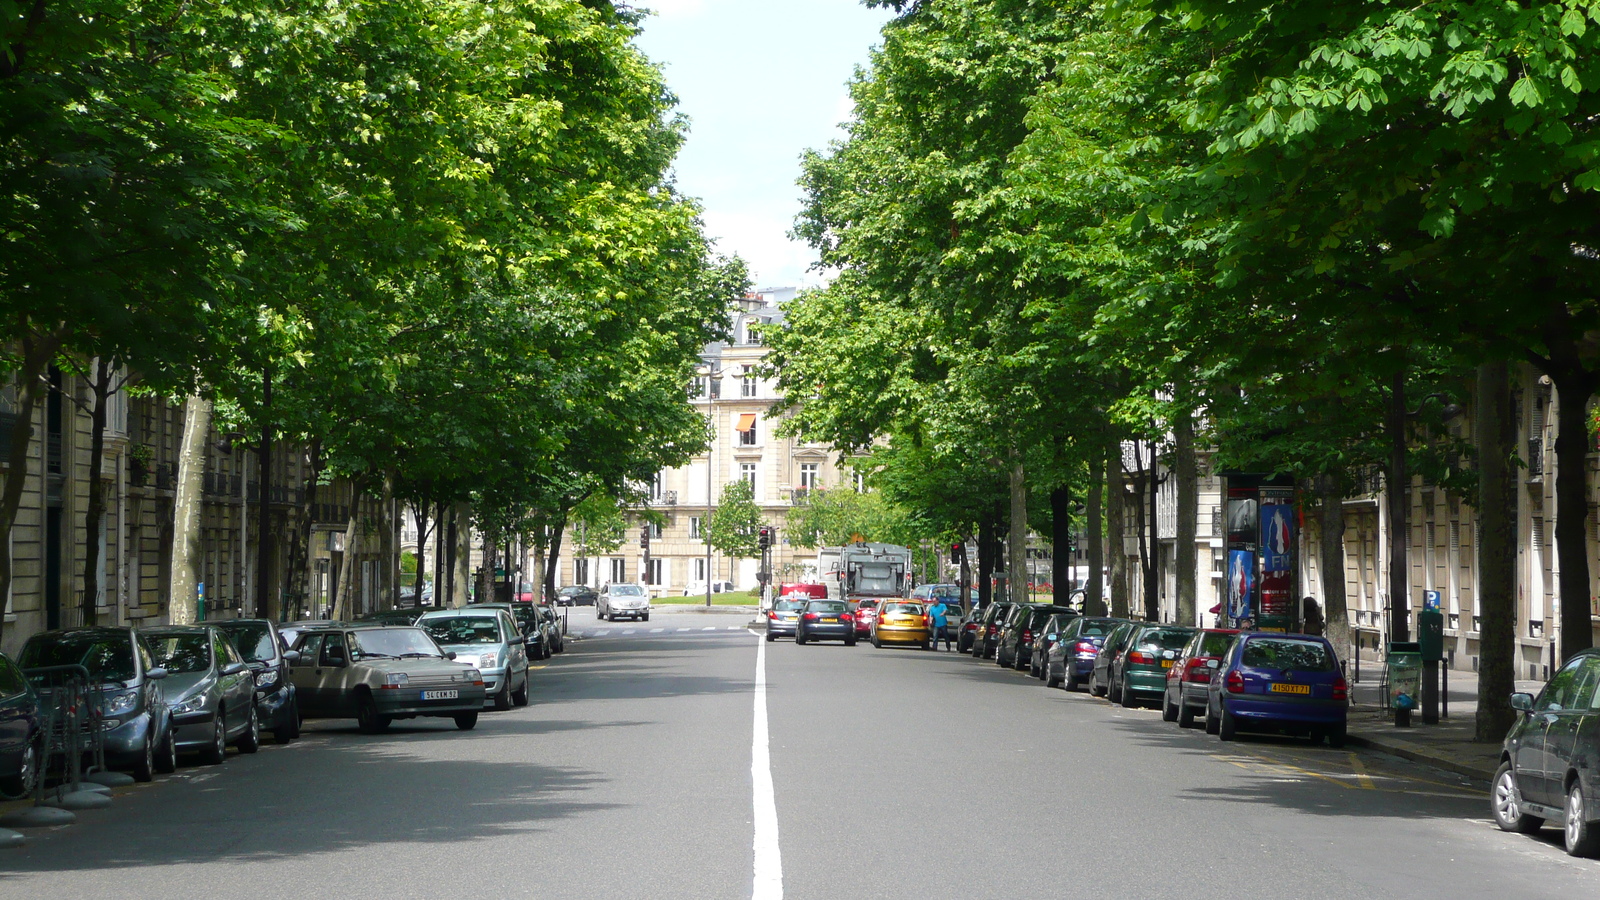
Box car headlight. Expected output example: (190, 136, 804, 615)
(104, 690, 139, 716)
(383, 673, 409, 687)
(171, 695, 207, 715)
(255, 669, 280, 689)
(464, 669, 483, 683)
(478, 652, 498, 669)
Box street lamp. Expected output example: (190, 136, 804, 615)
(695, 361, 721, 608)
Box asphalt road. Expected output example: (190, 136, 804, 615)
(4, 607, 1600, 899)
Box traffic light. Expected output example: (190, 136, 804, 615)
(951, 542, 966, 565)
(758, 526, 772, 550)
(640, 525, 651, 549)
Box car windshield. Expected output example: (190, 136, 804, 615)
(1242, 638, 1335, 672)
(611, 585, 645, 597)
(807, 601, 847, 614)
(775, 600, 806, 612)
(146, 633, 211, 674)
(20, 634, 137, 682)
(350, 628, 445, 659)
(882, 603, 924, 616)
(1199, 632, 1237, 656)
(1136, 628, 1194, 652)
(420, 617, 503, 646)
(219, 623, 277, 663)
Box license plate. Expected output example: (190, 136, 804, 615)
(821, 617, 838, 623)
(1161, 659, 1174, 668)
(421, 690, 459, 700)
(1270, 683, 1310, 695)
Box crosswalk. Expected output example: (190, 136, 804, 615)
(571, 624, 753, 639)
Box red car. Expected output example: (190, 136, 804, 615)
(1162, 628, 1241, 727)
(852, 599, 881, 637)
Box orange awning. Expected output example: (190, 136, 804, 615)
(736, 413, 757, 432)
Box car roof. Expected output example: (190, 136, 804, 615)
(141, 624, 211, 634)
(212, 619, 277, 629)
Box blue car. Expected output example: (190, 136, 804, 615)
(1204, 632, 1347, 747)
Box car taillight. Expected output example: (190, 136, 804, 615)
(987, 625, 998, 637)
(841, 613, 854, 623)
(767, 611, 777, 620)
(1333, 676, 1348, 702)
(1075, 640, 1096, 654)
(1185, 659, 1213, 683)
(1225, 671, 1244, 694)
(802, 613, 818, 621)
(963, 623, 977, 632)
(1128, 651, 1153, 665)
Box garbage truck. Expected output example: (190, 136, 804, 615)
(818, 542, 912, 605)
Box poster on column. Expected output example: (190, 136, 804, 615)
(1227, 550, 1255, 623)
(1258, 491, 1295, 625)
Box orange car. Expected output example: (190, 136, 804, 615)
(871, 601, 930, 649)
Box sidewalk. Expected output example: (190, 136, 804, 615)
(1343, 669, 1540, 782)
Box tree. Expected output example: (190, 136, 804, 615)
(706, 480, 762, 574)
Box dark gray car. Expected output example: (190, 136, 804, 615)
(144, 625, 260, 764)
(1494, 647, 1600, 857)
(214, 619, 301, 744)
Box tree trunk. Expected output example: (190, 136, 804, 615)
(80, 358, 115, 625)
(977, 511, 996, 607)
(1550, 366, 1597, 661)
(545, 516, 567, 603)
(1134, 441, 1156, 620)
(1476, 360, 1519, 742)
(331, 474, 369, 620)
(286, 441, 321, 621)
(411, 501, 430, 609)
(1174, 410, 1197, 626)
(1386, 366, 1411, 644)
(478, 530, 495, 603)
(0, 334, 61, 647)
(1108, 439, 1129, 618)
(257, 367, 274, 621)
(169, 396, 212, 624)
(1009, 456, 1028, 604)
(1051, 483, 1073, 606)
(1319, 474, 1351, 659)
(1086, 449, 1105, 617)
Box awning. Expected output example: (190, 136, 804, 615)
(736, 413, 757, 432)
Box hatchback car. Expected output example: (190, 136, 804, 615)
(0, 651, 43, 796)
(289, 625, 487, 732)
(18, 627, 176, 782)
(1029, 613, 1079, 679)
(872, 601, 930, 649)
(466, 601, 545, 658)
(144, 625, 261, 763)
(765, 598, 807, 641)
(214, 618, 301, 744)
(852, 598, 880, 638)
(536, 604, 566, 655)
(1088, 622, 1139, 697)
(356, 608, 425, 626)
(1493, 647, 1600, 857)
(1204, 633, 1347, 746)
(418, 609, 530, 710)
(598, 583, 651, 621)
(970, 602, 1015, 660)
(1047, 617, 1124, 690)
(1162, 628, 1239, 727)
(796, 600, 856, 645)
(1111, 625, 1196, 707)
(998, 605, 1075, 670)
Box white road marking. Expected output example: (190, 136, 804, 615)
(678, 627, 691, 632)
(650, 628, 664, 633)
(752, 634, 782, 899)
(702, 626, 717, 632)
(622, 629, 636, 635)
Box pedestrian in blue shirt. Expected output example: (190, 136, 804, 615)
(929, 599, 952, 650)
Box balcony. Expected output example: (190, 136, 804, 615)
(1527, 439, 1544, 481)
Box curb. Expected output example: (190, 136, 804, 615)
(1345, 732, 1497, 783)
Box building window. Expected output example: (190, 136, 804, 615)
(738, 420, 757, 446)
(799, 463, 819, 491)
(648, 521, 664, 539)
(693, 557, 707, 582)
(646, 558, 663, 586)
(610, 558, 627, 584)
(741, 463, 757, 492)
(742, 373, 758, 398)
(853, 471, 866, 492)
(689, 517, 703, 540)
(574, 558, 589, 585)
(649, 472, 665, 502)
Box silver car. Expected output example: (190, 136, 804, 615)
(143, 625, 260, 764)
(598, 583, 651, 621)
(417, 610, 530, 710)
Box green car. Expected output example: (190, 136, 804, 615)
(1110, 624, 1197, 708)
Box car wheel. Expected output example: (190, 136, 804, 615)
(155, 724, 177, 773)
(356, 692, 390, 734)
(237, 705, 260, 754)
(275, 698, 297, 744)
(202, 712, 227, 765)
(1325, 723, 1347, 748)
(642, 614, 650, 622)
(1119, 680, 1138, 709)
(1204, 702, 1221, 735)
(1492, 762, 1543, 834)
(131, 727, 157, 783)
(872, 635, 881, 649)
(921, 640, 930, 651)
(2, 731, 41, 795)
(796, 633, 807, 645)
(1046, 670, 1062, 689)
(766, 631, 776, 642)
(846, 638, 857, 647)
(1162, 691, 1179, 722)
(493, 678, 513, 711)
(1566, 782, 1600, 857)
(1178, 702, 1196, 729)
(1218, 706, 1238, 742)
(454, 712, 478, 731)
(512, 673, 530, 707)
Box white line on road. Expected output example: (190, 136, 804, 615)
(752, 635, 782, 899)
(702, 626, 717, 632)
(678, 627, 691, 632)
(650, 628, 664, 633)
(622, 629, 636, 635)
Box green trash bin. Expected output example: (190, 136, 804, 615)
(1386, 642, 1422, 710)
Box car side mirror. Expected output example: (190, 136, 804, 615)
(283, 650, 301, 663)
(222, 661, 247, 676)
(510, 636, 525, 645)
(1205, 659, 1221, 669)
(1510, 692, 1534, 712)
(146, 667, 168, 680)
(446, 651, 457, 660)
(1046, 633, 1058, 641)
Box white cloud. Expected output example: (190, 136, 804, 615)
(701, 209, 821, 289)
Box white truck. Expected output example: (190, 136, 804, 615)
(818, 542, 912, 605)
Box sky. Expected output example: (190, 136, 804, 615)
(632, 1, 894, 291)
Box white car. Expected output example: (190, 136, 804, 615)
(682, 580, 735, 597)
(598, 583, 651, 622)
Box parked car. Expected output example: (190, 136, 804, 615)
(356, 608, 425, 627)
(214, 619, 301, 744)
(418, 609, 530, 710)
(288, 625, 487, 732)
(143, 625, 261, 763)
(466, 601, 544, 657)
(1162, 628, 1239, 727)
(1047, 617, 1124, 690)
(765, 598, 807, 641)
(1204, 632, 1347, 746)
(683, 580, 735, 598)
(957, 611, 982, 654)
(278, 619, 343, 650)
(852, 599, 880, 638)
(1493, 648, 1600, 857)
(970, 602, 1015, 660)
(796, 600, 857, 646)
(536, 605, 565, 655)
(998, 604, 1075, 670)
(0, 651, 43, 796)
(557, 585, 599, 607)
(1109, 625, 1196, 707)
(1088, 622, 1139, 697)
(598, 583, 651, 621)
(872, 601, 930, 649)
(17, 627, 176, 782)
(1029, 613, 1079, 679)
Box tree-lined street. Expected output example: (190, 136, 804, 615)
(5, 615, 1597, 898)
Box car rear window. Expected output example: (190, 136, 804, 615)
(807, 601, 847, 614)
(775, 600, 806, 611)
(1079, 619, 1119, 636)
(882, 603, 924, 616)
(1241, 638, 1334, 672)
(1198, 632, 1236, 656)
(1136, 628, 1193, 652)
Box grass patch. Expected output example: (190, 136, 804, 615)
(654, 591, 759, 605)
